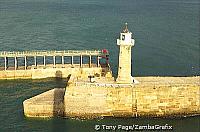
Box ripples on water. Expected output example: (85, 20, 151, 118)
(0, 78, 199, 132)
(0, 0, 199, 76)
(0, 0, 199, 131)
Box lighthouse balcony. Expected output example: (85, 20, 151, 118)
(117, 39, 134, 46)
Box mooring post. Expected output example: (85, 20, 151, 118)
(80, 55, 82, 68)
(71, 56, 73, 66)
(4, 57, 7, 70)
(62, 55, 64, 68)
(14, 57, 17, 70)
(24, 56, 27, 70)
(89, 55, 92, 68)
(53, 56, 56, 68)
(43, 56, 46, 67)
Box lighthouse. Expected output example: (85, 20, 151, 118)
(116, 23, 135, 83)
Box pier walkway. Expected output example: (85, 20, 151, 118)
(0, 50, 109, 70)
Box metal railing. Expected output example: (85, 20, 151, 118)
(0, 50, 109, 57)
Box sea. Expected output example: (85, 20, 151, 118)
(0, 0, 199, 131)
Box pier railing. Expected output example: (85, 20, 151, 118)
(0, 50, 108, 57)
(0, 50, 109, 70)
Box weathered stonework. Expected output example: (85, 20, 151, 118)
(23, 76, 200, 118)
(64, 76, 200, 118)
(23, 88, 65, 117)
(0, 64, 104, 79)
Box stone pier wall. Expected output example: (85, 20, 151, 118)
(0, 70, 32, 79)
(135, 84, 199, 116)
(23, 88, 65, 117)
(0, 65, 104, 79)
(23, 76, 200, 118)
(64, 77, 200, 118)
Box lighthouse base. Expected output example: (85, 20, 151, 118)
(116, 76, 139, 84)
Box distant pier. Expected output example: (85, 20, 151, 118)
(0, 50, 109, 70)
(0, 50, 110, 79)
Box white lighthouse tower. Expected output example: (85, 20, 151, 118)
(116, 23, 135, 84)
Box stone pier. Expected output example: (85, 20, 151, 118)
(23, 76, 200, 118)
(0, 50, 109, 79)
(23, 88, 65, 117)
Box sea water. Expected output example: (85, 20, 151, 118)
(0, 0, 199, 131)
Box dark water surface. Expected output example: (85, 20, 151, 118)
(0, 0, 199, 131)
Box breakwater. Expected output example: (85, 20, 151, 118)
(23, 76, 200, 118)
(0, 50, 109, 79)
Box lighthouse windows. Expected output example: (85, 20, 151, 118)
(122, 35, 125, 40)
